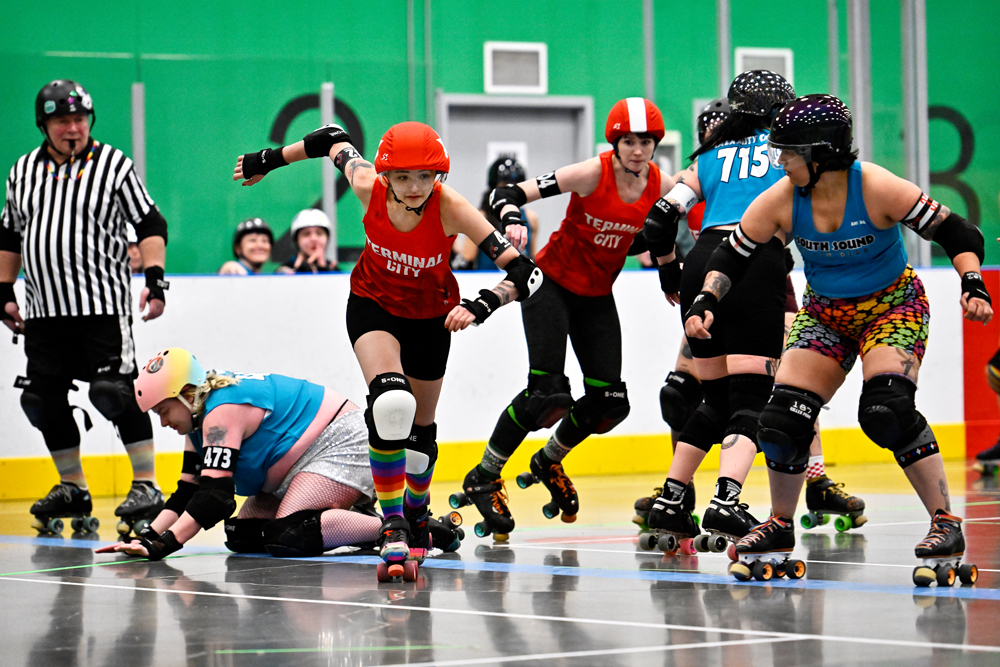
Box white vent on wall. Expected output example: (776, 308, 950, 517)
(484, 41, 548, 94)
(735, 47, 794, 86)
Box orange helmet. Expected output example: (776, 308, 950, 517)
(374, 122, 450, 176)
(604, 98, 665, 144)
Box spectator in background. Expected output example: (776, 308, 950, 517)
(277, 209, 338, 274)
(219, 218, 272, 275)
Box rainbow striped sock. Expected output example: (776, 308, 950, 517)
(369, 447, 406, 518)
(404, 463, 435, 510)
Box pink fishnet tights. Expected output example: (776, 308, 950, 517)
(238, 472, 381, 548)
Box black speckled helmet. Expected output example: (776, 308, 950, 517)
(35, 80, 95, 129)
(232, 217, 273, 258)
(697, 97, 731, 143)
(769, 94, 855, 193)
(488, 157, 526, 188)
(727, 70, 795, 117)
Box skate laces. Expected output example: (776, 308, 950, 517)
(741, 516, 786, 545)
(490, 480, 510, 515)
(549, 463, 574, 495)
(917, 512, 960, 550)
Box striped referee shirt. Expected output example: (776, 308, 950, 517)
(1, 140, 162, 320)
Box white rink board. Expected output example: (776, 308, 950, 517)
(0, 268, 966, 457)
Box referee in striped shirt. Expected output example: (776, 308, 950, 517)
(0, 80, 169, 530)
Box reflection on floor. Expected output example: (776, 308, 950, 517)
(1, 461, 998, 666)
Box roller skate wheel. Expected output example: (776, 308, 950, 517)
(912, 566, 935, 587)
(408, 548, 427, 564)
(727, 543, 738, 562)
(834, 515, 852, 533)
(852, 514, 868, 527)
(958, 563, 978, 585)
(117, 520, 131, 536)
(516, 472, 535, 489)
(729, 562, 751, 581)
(637, 532, 658, 551)
(402, 560, 418, 582)
(31, 518, 45, 533)
(493, 533, 510, 543)
(445, 511, 463, 527)
(560, 512, 577, 524)
(786, 559, 806, 580)
(455, 527, 466, 541)
(376, 561, 391, 582)
(133, 519, 149, 535)
(679, 538, 696, 556)
(474, 522, 491, 538)
(657, 533, 678, 553)
(709, 535, 728, 553)
(819, 513, 831, 526)
(387, 562, 404, 579)
(936, 566, 956, 587)
(448, 492, 466, 510)
(752, 560, 773, 581)
(47, 518, 64, 534)
(71, 517, 83, 532)
(85, 516, 100, 533)
(692, 513, 700, 528)
(542, 501, 559, 520)
(692, 534, 709, 553)
(800, 513, 817, 530)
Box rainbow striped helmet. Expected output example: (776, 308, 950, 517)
(134, 348, 207, 412)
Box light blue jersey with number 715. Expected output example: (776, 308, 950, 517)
(698, 130, 783, 231)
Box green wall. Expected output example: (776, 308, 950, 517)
(3, 0, 998, 272)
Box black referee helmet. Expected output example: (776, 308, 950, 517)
(36, 80, 96, 129)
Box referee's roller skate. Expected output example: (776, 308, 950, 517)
(973, 439, 1000, 477)
(731, 515, 806, 582)
(115, 480, 165, 539)
(376, 515, 417, 582)
(912, 510, 977, 587)
(695, 488, 760, 561)
(516, 451, 578, 523)
(800, 475, 867, 532)
(30, 482, 99, 535)
(450, 467, 514, 541)
(633, 481, 697, 532)
(638, 479, 699, 555)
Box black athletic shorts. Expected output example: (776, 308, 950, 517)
(346, 294, 451, 381)
(24, 314, 139, 383)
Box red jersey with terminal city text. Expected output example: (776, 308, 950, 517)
(534, 151, 661, 296)
(351, 179, 460, 318)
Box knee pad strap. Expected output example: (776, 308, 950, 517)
(263, 510, 325, 557)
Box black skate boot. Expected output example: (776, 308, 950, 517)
(115, 481, 165, 539)
(404, 503, 432, 563)
(516, 450, 578, 522)
(731, 516, 804, 582)
(802, 475, 867, 532)
(975, 438, 1000, 477)
(428, 513, 464, 552)
(913, 510, 977, 587)
(698, 494, 760, 559)
(633, 481, 697, 531)
(639, 480, 699, 554)
(31, 483, 98, 535)
(376, 515, 415, 582)
(450, 467, 515, 541)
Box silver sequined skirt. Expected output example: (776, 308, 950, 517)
(274, 408, 374, 501)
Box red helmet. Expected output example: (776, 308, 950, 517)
(604, 98, 665, 144)
(374, 122, 450, 175)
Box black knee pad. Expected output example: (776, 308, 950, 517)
(858, 374, 938, 468)
(88, 374, 134, 421)
(406, 422, 438, 474)
(224, 518, 268, 553)
(114, 403, 154, 445)
(569, 379, 630, 435)
(365, 373, 416, 451)
(19, 376, 80, 451)
(263, 510, 325, 557)
(725, 373, 776, 450)
(20, 389, 48, 429)
(509, 371, 573, 432)
(988, 349, 1000, 395)
(678, 376, 730, 452)
(758, 385, 823, 474)
(659, 371, 702, 430)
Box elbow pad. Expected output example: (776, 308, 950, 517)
(163, 479, 199, 515)
(134, 207, 168, 243)
(504, 254, 543, 301)
(185, 475, 237, 529)
(932, 212, 985, 263)
(302, 124, 352, 159)
(489, 185, 528, 229)
(643, 198, 681, 257)
(704, 225, 758, 286)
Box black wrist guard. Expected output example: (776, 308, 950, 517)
(303, 124, 352, 159)
(503, 254, 543, 301)
(333, 146, 362, 174)
(139, 530, 182, 561)
(685, 291, 719, 325)
(143, 266, 168, 303)
(961, 271, 991, 305)
(656, 257, 682, 294)
(136, 523, 160, 542)
(0, 282, 15, 322)
(240, 147, 287, 179)
(644, 198, 680, 257)
(186, 475, 237, 529)
(489, 185, 528, 230)
(163, 479, 199, 515)
(460, 289, 502, 325)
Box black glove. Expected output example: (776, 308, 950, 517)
(643, 198, 679, 257)
(240, 147, 287, 179)
(302, 124, 352, 159)
(961, 271, 992, 305)
(684, 291, 719, 326)
(459, 289, 502, 325)
(0, 282, 15, 322)
(656, 257, 682, 294)
(138, 530, 182, 561)
(144, 266, 169, 303)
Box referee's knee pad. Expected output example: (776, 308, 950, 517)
(224, 518, 268, 553)
(678, 376, 729, 452)
(263, 510, 325, 557)
(569, 379, 630, 435)
(858, 374, 938, 468)
(725, 373, 775, 450)
(509, 371, 573, 432)
(19, 376, 80, 449)
(88, 373, 134, 421)
(987, 349, 1000, 395)
(406, 422, 438, 475)
(365, 373, 416, 450)
(659, 371, 702, 431)
(758, 384, 822, 474)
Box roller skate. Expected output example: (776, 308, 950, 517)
(115, 481, 164, 539)
(633, 482, 697, 532)
(800, 475, 867, 532)
(516, 451, 578, 523)
(973, 439, 1000, 477)
(376, 515, 417, 582)
(404, 504, 465, 562)
(637, 480, 699, 555)
(695, 494, 760, 561)
(730, 516, 806, 582)
(912, 510, 977, 587)
(449, 467, 514, 541)
(30, 483, 99, 535)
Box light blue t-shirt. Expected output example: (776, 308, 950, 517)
(699, 131, 784, 231)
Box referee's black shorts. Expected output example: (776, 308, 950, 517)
(346, 295, 450, 382)
(24, 314, 138, 383)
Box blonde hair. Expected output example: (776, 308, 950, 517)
(180, 371, 240, 416)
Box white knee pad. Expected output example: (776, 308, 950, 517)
(371, 389, 417, 441)
(406, 449, 431, 474)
